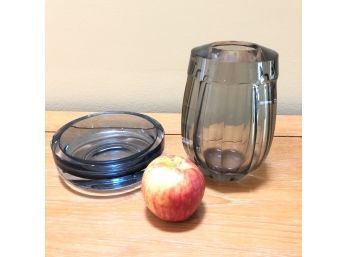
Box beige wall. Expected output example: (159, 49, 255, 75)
(46, 0, 301, 114)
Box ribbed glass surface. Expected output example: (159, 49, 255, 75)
(181, 41, 278, 181)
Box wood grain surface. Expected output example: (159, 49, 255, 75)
(46, 112, 302, 257)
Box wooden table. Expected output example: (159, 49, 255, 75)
(46, 112, 301, 257)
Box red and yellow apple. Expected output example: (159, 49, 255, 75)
(141, 155, 205, 222)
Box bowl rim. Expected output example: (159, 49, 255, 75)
(51, 111, 164, 165)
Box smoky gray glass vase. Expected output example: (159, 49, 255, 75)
(181, 41, 278, 181)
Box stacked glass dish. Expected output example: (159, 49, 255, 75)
(51, 112, 165, 196)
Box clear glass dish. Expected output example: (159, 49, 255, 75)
(51, 111, 165, 196)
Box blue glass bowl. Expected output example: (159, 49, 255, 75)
(51, 112, 165, 196)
